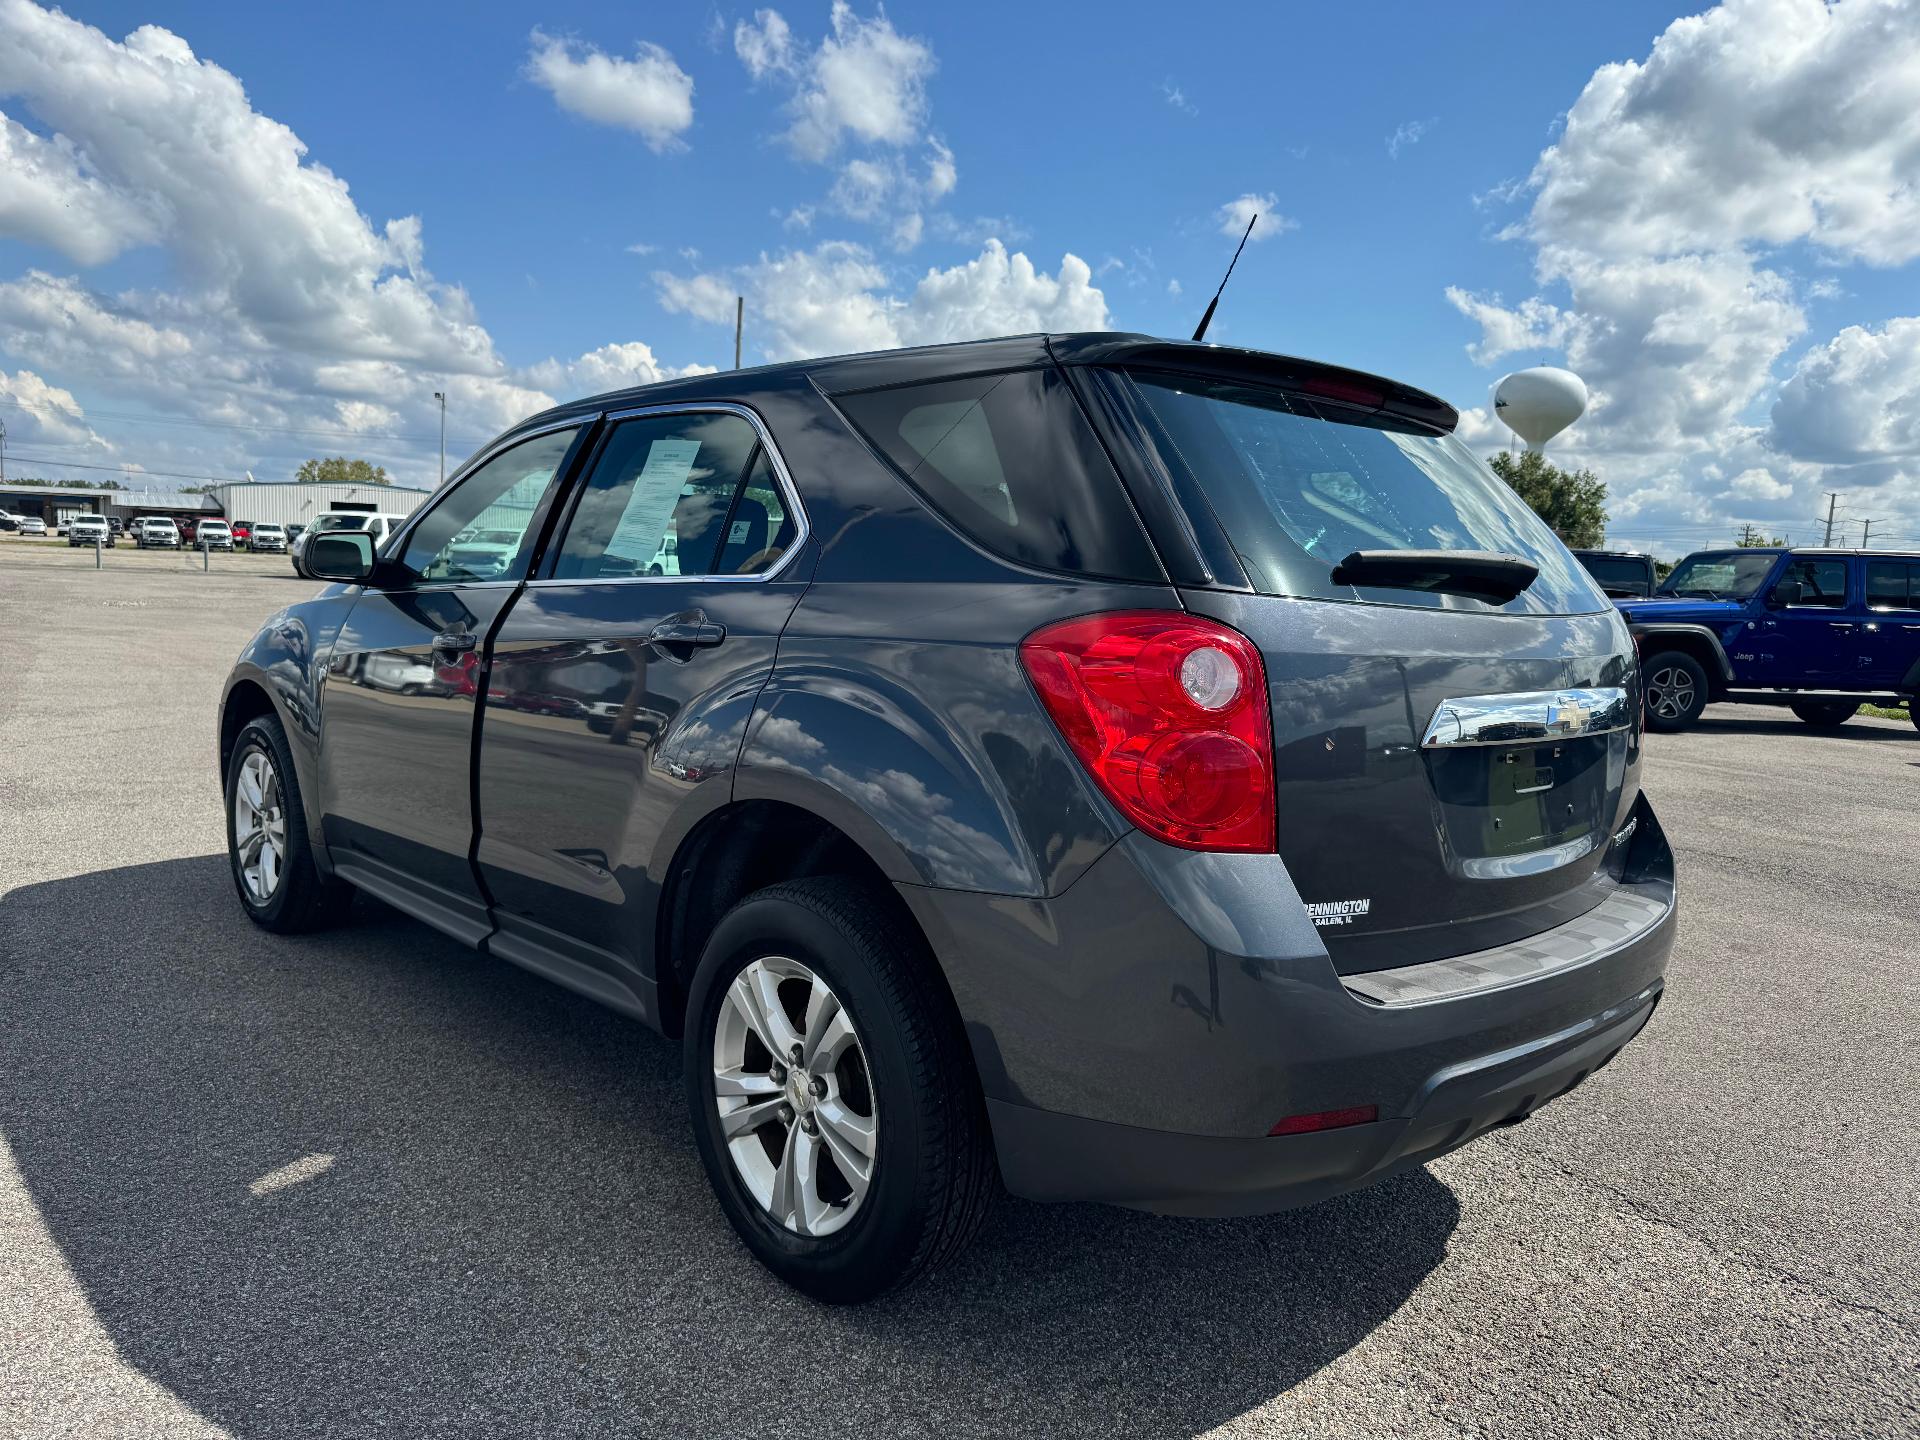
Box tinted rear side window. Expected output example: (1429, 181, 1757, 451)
(835, 367, 1161, 582)
(1578, 555, 1651, 590)
(1118, 368, 1606, 614)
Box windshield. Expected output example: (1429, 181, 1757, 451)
(312, 514, 369, 532)
(1657, 550, 1778, 600)
(1117, 369, 1606, 613)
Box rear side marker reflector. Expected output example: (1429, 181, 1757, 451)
(1268, 1105, 1379, 1137)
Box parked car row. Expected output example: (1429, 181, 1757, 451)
(8, 514, 301, 552)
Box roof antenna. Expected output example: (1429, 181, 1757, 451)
(1191, 212, 1257, 344)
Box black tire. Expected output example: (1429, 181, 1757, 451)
(683, 876, 996, 1303)
(1909, 702, 1920, 735)
(223, 714, 353, 933)
(1642, 650, 1710, 732)
(1789, 699, 1859, 729)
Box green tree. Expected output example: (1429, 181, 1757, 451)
(1487, 450, 1608, 549)
(296, 456, 391, 486)
(1735, 523, 1784, 547)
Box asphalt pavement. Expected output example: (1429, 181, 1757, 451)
(2, 545, 1916, 1439)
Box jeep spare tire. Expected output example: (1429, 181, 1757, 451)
(1789, 699, 1859, 729)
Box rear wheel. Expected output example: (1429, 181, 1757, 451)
(225, 714, 353, 932)
(1789, 699, 1859, 729)
(1642, 651, 1709, 732)
(683, 877, 996, 1303)
(1910, 702, 1920, 735)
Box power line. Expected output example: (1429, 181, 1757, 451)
(0, 394, 490, 449)
(1, 451, 262, 485)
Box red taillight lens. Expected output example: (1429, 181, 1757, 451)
(1020, 611, 1275, 852)
(1268, 1104, 1379, 1136)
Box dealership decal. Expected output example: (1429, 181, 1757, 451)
(1306, 898, 1373, 927)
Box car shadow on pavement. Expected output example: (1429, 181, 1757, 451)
(1686, 714, 1915, 742)
(0, 856, 1458, 1439)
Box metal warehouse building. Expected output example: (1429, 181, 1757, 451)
(203, 480, 433, 528)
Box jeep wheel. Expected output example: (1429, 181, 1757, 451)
(683, 877, 996, 1303)
(1642, 651, 1709, 732)
(1910, 701, 1919, 735)
(1789, 700, 1859, 729)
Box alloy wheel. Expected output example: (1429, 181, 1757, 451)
(712, 955, 877, 1238)
(232, 749, 288, 903)
(1646, 666, 1695, 721)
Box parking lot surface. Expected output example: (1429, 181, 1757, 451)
(2, 548, 1916, 1439)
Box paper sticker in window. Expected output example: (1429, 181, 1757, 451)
(605, 438, 701, 566)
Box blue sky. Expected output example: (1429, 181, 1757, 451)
(3, 0, 1919, 554)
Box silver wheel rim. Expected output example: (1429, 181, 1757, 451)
(232, 749, 288, 904)
(1647, 667, 1695, 721)
(712, 956, 876, 1238)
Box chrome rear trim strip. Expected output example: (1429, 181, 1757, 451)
(1422, 686, 1631, 749)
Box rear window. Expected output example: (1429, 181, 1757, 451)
(835, 367, 1161, 582)
(1117, 369, 1607, 614)
(1577, 554, 1650, 589)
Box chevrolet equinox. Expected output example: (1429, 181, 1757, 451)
(219, 333, 1676, 1301)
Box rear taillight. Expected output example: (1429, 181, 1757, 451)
(1020, 610, 1274, 853)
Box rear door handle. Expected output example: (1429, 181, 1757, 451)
(646, 615, 726, 655)
(1827, 622, 1857, 631)
(433, 630, 478, 654)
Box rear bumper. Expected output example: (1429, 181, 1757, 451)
(901, 795, 1675, 1214)
(989, 977, 1660, 1215)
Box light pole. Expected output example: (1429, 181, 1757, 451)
(0, 418, 7, 488)
(433, 391, 446, 486)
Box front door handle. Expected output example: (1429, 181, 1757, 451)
(433, 630, 478, 655)
(646, 614, 726, 656)
(1827, 622, 1857, 631)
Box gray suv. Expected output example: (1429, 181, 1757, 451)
(219, 333, 1675, 1301)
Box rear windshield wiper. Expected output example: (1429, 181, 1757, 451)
(1330, 549, 1538, 605)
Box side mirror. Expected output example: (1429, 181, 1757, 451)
(1767, 579, 1803, 608)
(306, 532, 376, 582)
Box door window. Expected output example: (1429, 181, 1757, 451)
(398, 427, 581, 584)
(1866, 560, 1920, 612)
(1772, 557, 1848, 608)
(713, 449, 799, 575)
(550, 412, 761, 581)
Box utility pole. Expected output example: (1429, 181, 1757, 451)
(1861, 518, 1880, 547)
(733, 296, 744, 370)
(433, 391, 446, 486)
(1822, 491, 1840, 546)
(0, 418, 7, 488)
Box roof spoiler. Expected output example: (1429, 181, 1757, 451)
(1047, 335, 1459, 434)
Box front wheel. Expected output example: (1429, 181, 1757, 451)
(683, 877, 996, 1303)
(1642, 651, 1710, 732)
(225, 714, 353, 932)
(1789, 699, 1859, 729)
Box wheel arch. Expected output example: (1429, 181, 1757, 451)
(653, 798, 940, 1041)
(1631, 624, 1735, 698)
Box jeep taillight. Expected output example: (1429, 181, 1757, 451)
(1020, 611, 1274, 853)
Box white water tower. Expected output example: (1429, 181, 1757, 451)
(1494, 367, 1587, 452)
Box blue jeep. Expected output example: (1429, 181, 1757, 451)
(1620, 547, 1920, 733)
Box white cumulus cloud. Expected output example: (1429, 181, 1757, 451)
(1215, 192, 1296, 242)
(525, 30, 694, 152)
(0, 2, 706, 487)
(656, 239, 1108, 363)
(1445, 0, 1920, 547)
